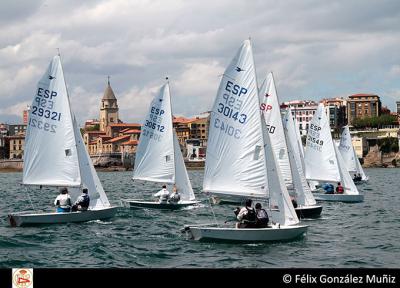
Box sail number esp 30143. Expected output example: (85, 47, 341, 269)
(214, 81, 248, 139)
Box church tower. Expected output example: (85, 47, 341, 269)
(100, 77, 119, 132)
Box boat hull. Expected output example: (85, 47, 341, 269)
(185, 224, 308, 242)
(313, 193, 364, 203)
(8, 207, 118, 227)
(295, 205, 323, 218)
(209, 193, 265, 205)
(123, 199, 200, 210)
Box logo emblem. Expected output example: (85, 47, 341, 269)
(235, 67, 245, 72)
(48, 75, 55, 80)
(12, 268, 33, 288)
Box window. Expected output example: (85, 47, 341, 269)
(110, 117, 114, 123)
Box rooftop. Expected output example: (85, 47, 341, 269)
(106, 135, 130, 143)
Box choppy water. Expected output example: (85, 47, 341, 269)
(0, 168, 399, 268)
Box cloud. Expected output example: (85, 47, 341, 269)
(1, 0, 400, 123)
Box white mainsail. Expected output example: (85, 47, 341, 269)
(259, 72, 292, 189)
(173, 130, 195, 201)
(354, 148, 369, 181)
(132, 82, 195, 200)
(283, 109, 317, 206)
(23, 56, 81, 187)
(73, 117, 111, 209)
(203, 40, 267, 198)
(305, 103, 341, 182)
(133, 83, 175, 183)
(334, 144, 359, 195)
(338, 126, 357, 173)
(262, 114, 299, 226)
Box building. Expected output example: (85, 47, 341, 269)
(22, 109, 29, 125)
(8, 134, 25, 159)
(351, 136, 368, 158)
(320, 97, 347, 133)
(84, 119, 100, 131)
(100, 78, 120, 131)
(188, 113, 209, 146)
(282, 100, 318, 136)
(0, 124, 8, 159)
(8, 124, 27, 136)
(173, 116, 192, 147)
(346, 93, 381, 125)
(83, 79, 141, 157)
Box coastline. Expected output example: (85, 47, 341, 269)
(1, 159, 396, 173)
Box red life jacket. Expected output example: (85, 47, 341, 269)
(336, 185, 344, 194)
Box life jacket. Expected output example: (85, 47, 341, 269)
(80, 194, 90, 208)
(256, 209, 269, 225)
(243, 207, 256, 222)
(57, 195, 72, 208)
(336, 185, 344, 194)
(169, 193, 180, 203)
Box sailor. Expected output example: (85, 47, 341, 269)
(235, 199, 257, 228)
(335, 182, 344, 194)
(154, 185, 170, 203)
(323, 183, 334, 194)
(72, 188, 90, 212)
(168, 185, 181, 204)
(255, 202, 269, 228)
(54, 187, 72, 212)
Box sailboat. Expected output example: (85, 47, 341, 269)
(304, 104, 364, 203)
(260, 73, 322, 218)
(123, 81, 199, 209)
(338, 125, 369, 183)
(184, 40, 307, 242)
(7, 55, 118, 227)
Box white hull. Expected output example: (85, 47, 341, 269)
(8, 207, 118, 227)
(123, 199, 200, 210)
(210, 193, 266, 205)
(185, 224, 308, 242)
(313, 193, 364, 203)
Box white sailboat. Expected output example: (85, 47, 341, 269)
(123, 82, 198, 209)
(184, 40, 308, 242)
(305, 104, 364, 203)
(260, 73, 322, 218)
(338, 126, 369, 183)
(282, 108, 323, 218)
(8, 55, 118, 227)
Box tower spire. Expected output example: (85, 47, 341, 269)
(107, 75, 110, 85)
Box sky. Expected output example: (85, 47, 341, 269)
(0, 0, 400, 126)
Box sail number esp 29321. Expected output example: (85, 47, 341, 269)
(28, 87, 61, 133)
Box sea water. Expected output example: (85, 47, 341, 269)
(0, 168, 398, 268)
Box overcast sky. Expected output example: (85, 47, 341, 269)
(1, 0, 399, 125)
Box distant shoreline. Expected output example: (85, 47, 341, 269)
(0, 166, 206, 173)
